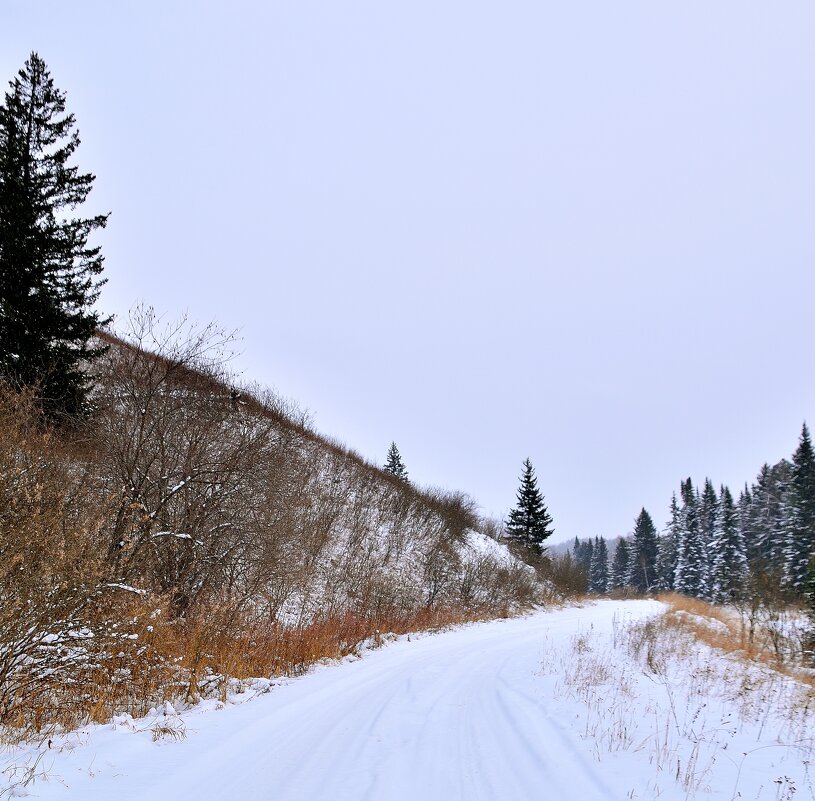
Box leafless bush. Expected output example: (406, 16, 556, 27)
(91, 308, 280, 616)
(540, 551, 587, 598)
(0, 388, 112, 733)
(0, 307, 545, 737)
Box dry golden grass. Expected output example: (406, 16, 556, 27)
(183, 605, 497, 692)
(656, 593, 814, 688)
(3, 601, 502, 740)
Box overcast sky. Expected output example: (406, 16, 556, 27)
(4, 1, 815, 543)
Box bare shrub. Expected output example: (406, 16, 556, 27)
(539, 551, 587, 598)
(0, 307, 546, 737)
(0, 388, 110, 733)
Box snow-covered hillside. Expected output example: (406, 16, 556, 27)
(0, 321, 541, 743)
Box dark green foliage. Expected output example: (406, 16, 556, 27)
(710, 485, 747, 603)
(655, 494, 680, 591)
(574, 536, 593, 574)
(384, 442, 409, 482)
(0, 53, 109, 419)
(747, 462, 789, 568)
(629, 508, 658, 593)
(505, 458, 554, 555)
(588, 536, 608, 594)
(784, 424, 815, 594)
(698, 478, 718, 599)
(609, 538, 630, 590)
(633, 422, 815, 611)
(674, 479, 707, 597)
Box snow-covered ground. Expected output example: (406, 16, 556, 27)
(2, 600, 812, 800)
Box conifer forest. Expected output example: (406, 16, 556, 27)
(566, 423, 815, 616)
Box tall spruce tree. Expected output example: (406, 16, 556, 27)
(783, 424, 815, 594)
(674, 479, 707, 597)
(609, 538, 631, 591)
(750, 462, 790, 569)
(698, 478, 718, 599)
(505, 458, 554, 555)
(589, 536, 609, 594)
(576, 537, 594, 575)
(655, 494, 680, 591)
(710, 485, 747, 603)
(737, 484, 755, 562)
(628, 508, 658, 593)
(383, 442, 409, 481)
(0, 53, 109, 419)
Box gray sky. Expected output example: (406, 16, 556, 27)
(4, 1, 815, 543)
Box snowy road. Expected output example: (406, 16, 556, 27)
(7, 601, 664, 801)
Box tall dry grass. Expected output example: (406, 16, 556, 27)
(656, 593, 813, 686)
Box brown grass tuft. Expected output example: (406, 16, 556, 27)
(656, 593, 814, 688)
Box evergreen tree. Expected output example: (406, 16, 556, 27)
(0, 53, 109, 418)
(749, 462, 789, 568)
(609, 538, 631, 591)
(576, 537, 594, 574)
(710, 485, 747, 603)
(655, 494, 680, 591)
(783, 424, 815, 594)
(698, 478, 718, 599)
(589, 536, 609, 594)
(505, 458, 554, 555)
(628, 508, 658, 593)
(383, 442, 409, 481)
(674, 479, 707, 597)
(737, 484, 755, 561)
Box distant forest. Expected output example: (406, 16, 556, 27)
(562, 423, 815, 609)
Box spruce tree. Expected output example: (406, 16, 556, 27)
(576, 537, 594, 574)
(783, 424, 815, 594)
(589, 536, 609, 594)
(628, 508, 658, 593)
(710, 485, 747, 603)
(384, 442, 409, 481)
(609, 538, 631, 591)
(0, 53, 109, 419)
(737, 484, 755, 562)
(655, 494, 680, 592)
(698, 478, 718, 599)
(505, 458, 554, 555)
(674, 479, 707, 597)
(750, 462, 790, 569)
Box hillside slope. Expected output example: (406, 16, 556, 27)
(0, 312, 541, 737)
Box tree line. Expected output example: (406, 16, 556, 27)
(565, 423, 815, 609)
